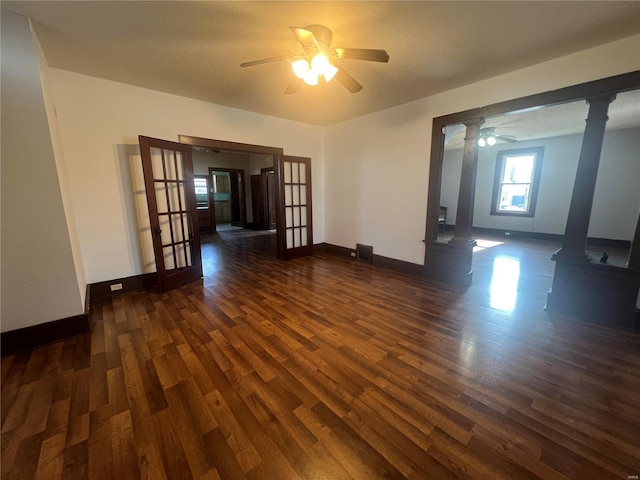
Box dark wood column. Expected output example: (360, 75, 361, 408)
(449, 118, 484, 247)
(423, 118, 483, 288)
(547, 92, 640, 331)
(627, 208, 640, 270)
(554, 93, 616, 261)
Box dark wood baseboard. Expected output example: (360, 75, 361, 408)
(314, 242, 351, 256)
(1, 273, 162, 356)
(471, 226, 631, 249)
(1, 312, 91, 357)
(316, 243, 424, 277)
(90, 272, 159, 299)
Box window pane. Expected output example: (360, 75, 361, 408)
(502, 155, 535, 183)
(293, 206, 300, 227)
(284, 161, 292, 183)
(294, 228, 301, 248)
(194, 178, 208, 194)
(293, 185, 300, 206)
(498, 184, 531, 212)
(286, 228, 293, 248)
(299, 163, 306, 184)
(285, 207, 293, 228)
(491, 147, 543, 217)
(164, 149, 177, 180)
(285, 185, 292, 206)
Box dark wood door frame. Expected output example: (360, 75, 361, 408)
(424, 70, 640, 290)
(208, 167, 246, 227)
(261, 167, 276, 230)
(425, 71, 640, 250)
(179, 135, 288, 259)
(179, 135, 283, 156)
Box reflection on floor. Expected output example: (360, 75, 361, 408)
(215, 222, 243, 232)
(467, 232, 631, 319)
(466, 234, 557, 319)
(203, 229, 630, 319)
(201, 228, 276, 282)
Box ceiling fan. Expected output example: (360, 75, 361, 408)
(240, 24, 389, 94)
(478, 127, 517, 147)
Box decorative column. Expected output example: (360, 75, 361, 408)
(627, 208, 640, 270)
(449, 118, 484, 247)
(546, 92, 640, 331)
(554, 93, 616, 262)
(423, 118, 484, 287)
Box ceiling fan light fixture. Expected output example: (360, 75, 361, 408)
(486, 136, 497, 146)
(308, 53, 338, 83)
(303, 69, 319, 86)
(478, 137, 487, 147)
(323, 63, 339, 82)
(292, 58, 310, 79)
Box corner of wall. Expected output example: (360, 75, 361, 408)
(30, 18, 87, 305)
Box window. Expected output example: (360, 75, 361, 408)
(194, 177, 208, 206)
(491, 147, 544, 216)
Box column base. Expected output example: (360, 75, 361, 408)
(546, 255, 640, 331)
(424, 241, 475, 288)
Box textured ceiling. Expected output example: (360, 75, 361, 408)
(445, 90, 640, 150)
(2, 1, 640, 126)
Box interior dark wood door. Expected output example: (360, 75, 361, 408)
(261, 167, 276, 230)
(251, 175, 264, 228)
(266, 169, 277, 229)
(229, 171, 243, 226)
(139, 135, 203, 292)
(275, 155, 313, 259)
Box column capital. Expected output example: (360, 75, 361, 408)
(463, 117, 485, 128)
(585, 92, 617, 106)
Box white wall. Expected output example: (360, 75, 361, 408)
(49, 70, 325, 284)
(324, 34, 640, 265)
(442, 127, 640, 240)
(1, 13, 84, 331)
(591, 127, 640, 239)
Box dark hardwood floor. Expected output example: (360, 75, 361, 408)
(2, 231, 639, 479)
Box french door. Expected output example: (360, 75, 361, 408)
(139, 136, 203, 291)
(275, 155, 313, 259)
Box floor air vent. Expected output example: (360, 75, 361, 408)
(356, 243, 373, 263)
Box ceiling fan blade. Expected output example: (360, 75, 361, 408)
(335, 69, 363, 93)
(284, 77, 303, 95)
(290, 27, 319, 50)
(334, 48, 389, 63)
(497, 135, 518, 143)
(240, 54, 293, 68)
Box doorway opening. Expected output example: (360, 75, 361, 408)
(180, 135, 314, 261)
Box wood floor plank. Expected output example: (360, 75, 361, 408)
(2, 231, 639, 479)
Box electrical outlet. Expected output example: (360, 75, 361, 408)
(350, 251, 356, 258)
(110, 283, 123, 291)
